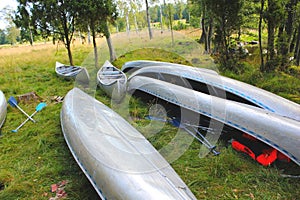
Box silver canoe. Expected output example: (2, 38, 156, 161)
(128, 65, 300, 121)
(127, 76, 300, 166)
(55, 61, 89, 82)
(60, 88, 196, 200)
(97, 60, 127, 101)
(121, 60, 217, 74)
(0, 90, 7, 128)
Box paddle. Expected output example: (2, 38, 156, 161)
(171, 119, 220, 156)
(146, 115, 220, 156)
(8, 96, 36, 123)
(12, 102, 47, 133)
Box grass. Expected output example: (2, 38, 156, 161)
(0, 30, 299, 199)
(221, 62, 300, 104)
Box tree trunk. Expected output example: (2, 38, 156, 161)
(29, 22, 33, 46)
(91, 25, 98, 68)
(134, 14, 139, 34)
(126, 12, 130, 36)
(277, 25, 284, 51)
(62, 13, 74, 66)
(199, 17, 205, 43)
(160, 4, 163, 32)
(63, 32, 73, 66)
(201, 5, 210, 54)
(266, 24, 276, 72)
(295, 24, 300, 66)
(167, 4, 174, 45)
(277, 25, 288, 71)
(202, 19, 208, 53)
(259, 0, 265, 71)
(145, 0, 153, 39)
(208, 18, 213, 53)
(201, 6, 208, 52)
(88, 25, 91, 45)
(286, 0, 296, 52)
(170, 21, 174, 46)
(104, 22, 117, 62)
(267, 24, 276, 62)
(106, 36, 117, 62)
(29, 29, 33, 46)
(66, 41, 73, 66)
(133, 0, 139, 34)
(265, 0, 277, 71)
(289, 28, 297, 53)
(221, 16, 229, 64)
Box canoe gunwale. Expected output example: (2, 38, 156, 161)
(60, 113, 106, 199)
(121, 60, 217, 74)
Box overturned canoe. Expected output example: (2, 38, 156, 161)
(127, 76, 300, 166)
(129, 65, 300, 121)
(0, 90, 7, 128)
(60, 88, 196, 200)
(55, 61, 89, 82)
(121, 60, 217, 74)
(97, 61, 127, 101)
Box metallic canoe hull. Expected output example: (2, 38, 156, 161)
(0, 90, 6, 128)
(55, 61, 89, 82)
(97, 61, 127, 101)
(128, 64, 300, 121)
(122, 60, 217, 74)
(60, 88, 196, 200)
(127, 76, 300, 166)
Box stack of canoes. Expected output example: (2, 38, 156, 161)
(0, 90, 7, 128)
(127, 62, 300, 121)
(127, 76, 300, 166)
(125, 60, 300, 167)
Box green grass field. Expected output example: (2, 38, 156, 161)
(0, 30, 299, 199)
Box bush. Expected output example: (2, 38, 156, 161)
(173, 21, 188, 30)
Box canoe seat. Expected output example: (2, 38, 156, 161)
(102, 71, 120, 75)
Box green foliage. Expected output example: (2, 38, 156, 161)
(0, 6, 20, 45)
(208, 0, 243, 45)
(0, 30, 8, 44)
(221, 61, 300, 104)
(173, 20, 188, 30)
(187, 0, 300, 70)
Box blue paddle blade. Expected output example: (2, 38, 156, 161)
(8, 96, 18, 107)
(36, 102, 47, 112)
(11, 130, 17, 133)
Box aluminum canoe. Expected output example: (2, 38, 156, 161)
(121, 60, 217, 74)
(97, 60, 127, 101)
(0, 90, 7, 128)
(127, 76, 300, 166)
(60, 88, 196, 200)
(55, 61, 89, 82)
(128, 64, 300, 121)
